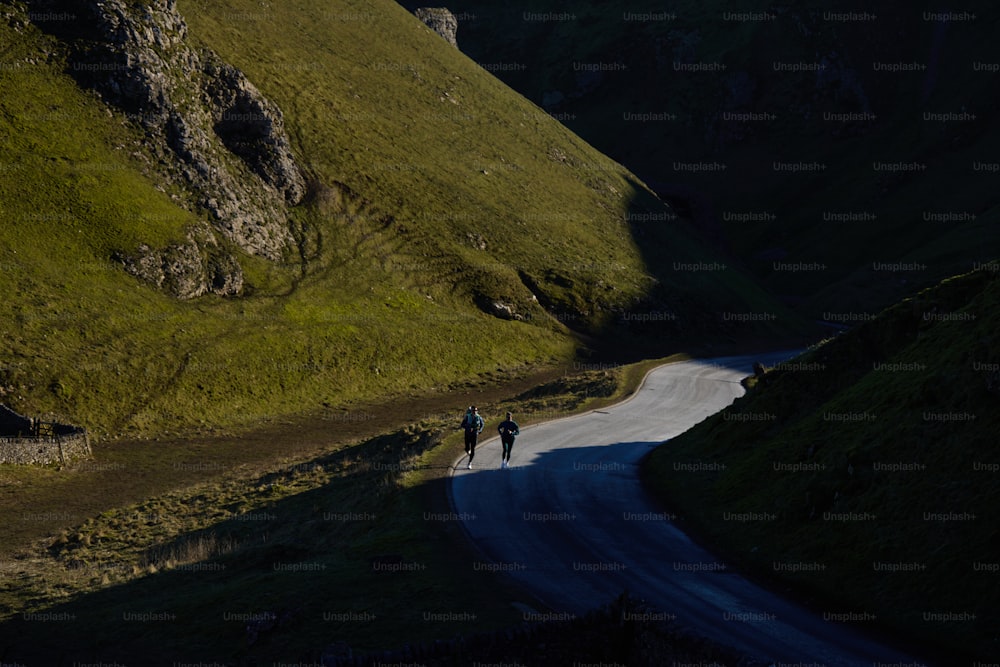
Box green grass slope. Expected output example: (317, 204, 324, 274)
(0, 0, 802, 439)
(645, 267, 1000, 660)
(0, 364, 686, 665)
(426, 0, 1000, 319)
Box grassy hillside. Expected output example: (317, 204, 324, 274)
(423, 0, 1000, 319)
(645, 267, 1000, 660)
(0, 0, 801, 440)
(0, 362, 697, 665)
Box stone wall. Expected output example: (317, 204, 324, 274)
(0, 433, 92, 465)
(0, 405, 91, 465)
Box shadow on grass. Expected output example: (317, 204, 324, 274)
(0, 426, 473, 666)
(0, 431, 754, 666)
(1, 380, 944, 666)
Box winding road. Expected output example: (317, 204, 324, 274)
(450, 352, 932, 666)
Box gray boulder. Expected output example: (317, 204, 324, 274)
(414, 7, 458, 47)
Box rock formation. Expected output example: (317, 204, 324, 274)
(26, 0, 307, 297)
(117, 226, 244, 299)
(414, 7, 458, 47)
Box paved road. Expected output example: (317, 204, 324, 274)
(450, 352, 932, 666)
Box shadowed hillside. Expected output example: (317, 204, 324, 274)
(413, 0, 1000, 319)
(646, 267, 1000, 661)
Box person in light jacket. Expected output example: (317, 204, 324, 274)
(461, 405, 484, 469)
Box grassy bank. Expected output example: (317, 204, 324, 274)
(0, 357, 692, 664)
(644, 268, 1000, 661)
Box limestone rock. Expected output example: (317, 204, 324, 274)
(119, 226, 243, 299)
(414, 7, 458, 47)
(26, 0, 306, 296)
(488, 301, 523, 321)
(203, 56, 306, 205)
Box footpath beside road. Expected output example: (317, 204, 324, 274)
(0, 364, 575, 554)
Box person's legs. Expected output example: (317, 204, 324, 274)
(502, 437, 513, 463)
(467, 432, 477, 463)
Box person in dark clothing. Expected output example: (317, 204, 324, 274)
(497, 411, 520, 469)
(460, 405, 484, 469)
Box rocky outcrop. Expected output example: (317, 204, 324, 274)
(414, 7, 458, 47)
(118, 225, 243, 299)
(26, 0, 307, 297)
(484, 300, 523, 321)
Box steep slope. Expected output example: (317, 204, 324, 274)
(0, 0, 800, 438)
(419, 0, 1000, 319)
(22, 0, 310, 297)
(645, 267, 1000, 660)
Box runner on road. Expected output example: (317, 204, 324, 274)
(497, 411, 519, 469)
(461, 405, 485, 469)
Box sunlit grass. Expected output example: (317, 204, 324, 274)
(0, 0, 798, 441)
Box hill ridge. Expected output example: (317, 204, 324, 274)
(0, 0, 803, 437)
(645, 265, 1000, 660)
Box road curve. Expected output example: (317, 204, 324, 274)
(450, 352, 932, 667)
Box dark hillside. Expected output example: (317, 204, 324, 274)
(416, 0, 1000, 319)
(646, 266, 1000, 660)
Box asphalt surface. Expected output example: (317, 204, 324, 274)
(450, 352, 933, 667)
